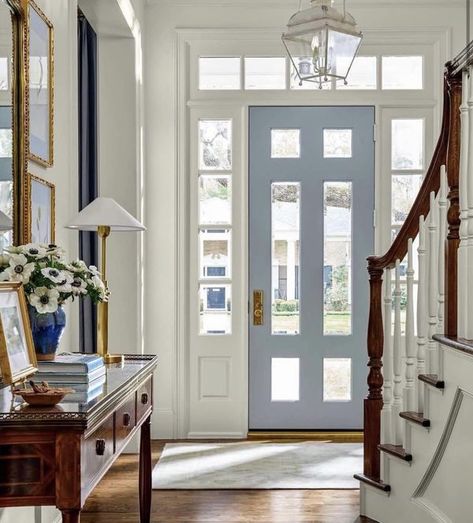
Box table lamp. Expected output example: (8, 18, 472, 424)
(66, 197, 145, 364)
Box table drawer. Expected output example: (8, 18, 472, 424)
(82, 413, 114, 490)
(115, 395, 136, 451)
(137, 377, 152, 423)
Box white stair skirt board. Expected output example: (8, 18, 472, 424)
(152, 442, 362, 489)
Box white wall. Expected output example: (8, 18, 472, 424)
(144, 0, 466, 439)
(0, 0, 144, 521)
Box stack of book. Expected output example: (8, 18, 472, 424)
(35, 354, 106, 403)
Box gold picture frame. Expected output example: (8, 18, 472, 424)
(24, 0, 54, 167)
(27, 173, 55, 244)
(3, 0, 28, 246)
(0, 282, 37, 386)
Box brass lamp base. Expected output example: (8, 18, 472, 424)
(103, 353, 124, 365)
(96, 226, 125, 366)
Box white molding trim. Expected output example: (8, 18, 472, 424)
(174, 24, 450, 440)
(176, 32, 190, 439)
(187, 431, 247, 439)
(148, 0, 464, 7)
(175, 26, 451, 42)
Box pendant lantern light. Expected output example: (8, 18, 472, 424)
(282, 0, 363, 88)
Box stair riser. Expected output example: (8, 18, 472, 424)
(363, 344, 473, 522)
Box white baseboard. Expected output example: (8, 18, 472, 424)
(186, 431, 246, 439)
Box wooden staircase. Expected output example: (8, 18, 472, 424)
(356, 46, 473, 521)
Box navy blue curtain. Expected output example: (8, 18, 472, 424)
(78, 11, 98, 353)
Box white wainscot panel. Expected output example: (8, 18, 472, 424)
(199, 357, 231, 399)
(413, 387, 473, 522)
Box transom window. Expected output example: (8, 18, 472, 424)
(198, 55, 424, 91)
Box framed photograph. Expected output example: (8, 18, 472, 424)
(0, 282, 37, 386)
(27, 173, 55, 244)
(26, 0, 54, 167)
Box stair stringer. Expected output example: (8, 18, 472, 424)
(361, 343, 473, 523)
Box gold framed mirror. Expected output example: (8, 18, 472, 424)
(0, 0, 27, 247)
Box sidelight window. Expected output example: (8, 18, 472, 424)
(198, 119, 233, 335)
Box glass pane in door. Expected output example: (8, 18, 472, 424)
(271, 182, 300, 335)
(323, 181, 352, 335)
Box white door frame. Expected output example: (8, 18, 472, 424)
(175, 26, 450, 439)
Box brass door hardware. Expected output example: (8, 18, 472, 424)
(253, 290, 264, 326)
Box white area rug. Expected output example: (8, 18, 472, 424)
(152, 441, 362, 489)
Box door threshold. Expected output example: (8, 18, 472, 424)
(247, 430, 363, 442)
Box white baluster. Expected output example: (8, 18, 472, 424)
(437, 167, 448, 335)
(467, 69, 473, 340)
(427, 191, 439, 375)
(458, 69, 470, 339)
(392, 259, 404, 445)
(417, 215, 428, 411)
(404, 239, 416, 412)
(381, 268, 393, 444)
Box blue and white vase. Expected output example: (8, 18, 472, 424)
(28, 305, 66, 361)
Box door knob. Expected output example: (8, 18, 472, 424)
(253, 290, 264, 326)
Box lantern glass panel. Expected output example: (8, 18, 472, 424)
(328, 29, 361, 78)
(284, 27, 361, 82)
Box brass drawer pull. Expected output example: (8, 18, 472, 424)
(253, 290, 264, 326)
(96, 439, 106, 456)
(123, 412, 131, 427)
(141, 392, 149, 405)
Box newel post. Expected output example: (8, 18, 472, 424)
(445, 70, 462, 338)
(364, 262, 384, 480)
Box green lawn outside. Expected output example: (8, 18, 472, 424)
(272, 312, 351, 334)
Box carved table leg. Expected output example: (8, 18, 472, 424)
(139, 414, 152, 522)
(61, 509, 80, 523)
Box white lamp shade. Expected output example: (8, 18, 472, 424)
(66, 197, 146, 232)
(0, 210, 13, 231)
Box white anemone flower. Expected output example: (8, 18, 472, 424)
(67, 260, 88, 273)
(41, 267, 68, 284)
(29, 287, 60, 314)
(88, 265, 101, 277)
(3, 254, 35, 284)
(71, 276, 87, 296)
(21, 243, 48, 259)
(56, 271, 74, 293)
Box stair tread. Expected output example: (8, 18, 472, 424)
(354, 473, 391, 492)
(378, 443, 413, 462)
(400, 411, 431, 427)
(418, 374, 445, 389)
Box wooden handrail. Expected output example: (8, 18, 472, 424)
(368, 74, 451, 272)
(362, 65, 463, 482)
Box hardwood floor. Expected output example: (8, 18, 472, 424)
(82, 440, 368, 523)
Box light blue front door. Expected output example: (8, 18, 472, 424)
(249, 106, 375, 430)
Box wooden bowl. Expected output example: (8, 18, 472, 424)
(13, 388, 74, 407)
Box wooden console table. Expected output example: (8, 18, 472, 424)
(0, 354, 158, 523)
